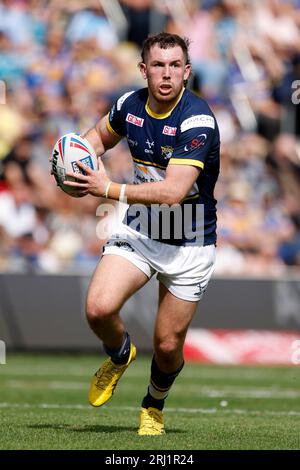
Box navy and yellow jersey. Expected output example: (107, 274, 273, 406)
(107, 87, 220, 246)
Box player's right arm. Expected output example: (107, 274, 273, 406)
(81, 114, 121, 156)
(82, 91, 134, 156)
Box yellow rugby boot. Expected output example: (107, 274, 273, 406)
(88, 343, 136, 407)
(138, 407, 165, 435)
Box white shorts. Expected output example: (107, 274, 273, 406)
(102, 224, 216, 302)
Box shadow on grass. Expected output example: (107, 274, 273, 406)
(27, 424, 184, 434)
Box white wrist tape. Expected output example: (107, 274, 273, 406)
(119, 184, 127, 203)
(104, 181, 112, 198)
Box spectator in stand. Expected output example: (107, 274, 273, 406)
(0, 0, 300, 274)
(120, 0, 168, 48)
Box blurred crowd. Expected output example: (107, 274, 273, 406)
(0, 0, 300, 276)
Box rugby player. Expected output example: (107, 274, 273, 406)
(64, 32, 220, 435)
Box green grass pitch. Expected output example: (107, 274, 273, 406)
(0, 353, 299, 450)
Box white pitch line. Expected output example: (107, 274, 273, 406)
(0, 402, 300, 417)
(4, 379, 300, 399)
(2, 367, 297, 381)
(6, 380, 86, 390)
(0, 402, 89, 410)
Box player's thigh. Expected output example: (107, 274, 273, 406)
(87, 254, 149, 313)
(154, 283, 198, 347)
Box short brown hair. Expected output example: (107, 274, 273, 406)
(140, 32, 191, 65)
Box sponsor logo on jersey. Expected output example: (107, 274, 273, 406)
(184, 134, 207, 152)
(146, 139, 154, 148)
(181, 114, 215, 133)
(134, 164, 163, 183)
(162, 125, 177, 136)
(144, 139, 154, 154)
(126, 113, 144, 127)
(135, 173, 156, 183)
(161, 145, 174, 160)
(139, 166, 148, 174)
(134, 166, 152, 183)
(127, 135, 138, 147)
(117, 91, 135, 111)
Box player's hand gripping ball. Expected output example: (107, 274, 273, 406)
(51, 133, 98, 198)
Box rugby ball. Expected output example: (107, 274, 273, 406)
(51, 133, 97, 197)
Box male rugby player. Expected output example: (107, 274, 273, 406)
(64, 33, 220, 435)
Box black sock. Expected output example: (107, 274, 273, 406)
(141, 356, 184, 411)
(142, 388, 165, 411)
(104, 332, 131, 365)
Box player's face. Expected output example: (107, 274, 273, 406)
(140, 45, 191, 110)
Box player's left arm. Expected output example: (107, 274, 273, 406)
(107, 162, 201, 204)
(81, 114, 121, 155)
(64, 116, 217, 202)
(63, 156, 201, 204)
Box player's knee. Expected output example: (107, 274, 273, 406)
(155, 338, 178, 358)
(86, 296, 116, 324)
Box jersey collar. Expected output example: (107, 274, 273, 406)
(145, 87, 185, 119)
